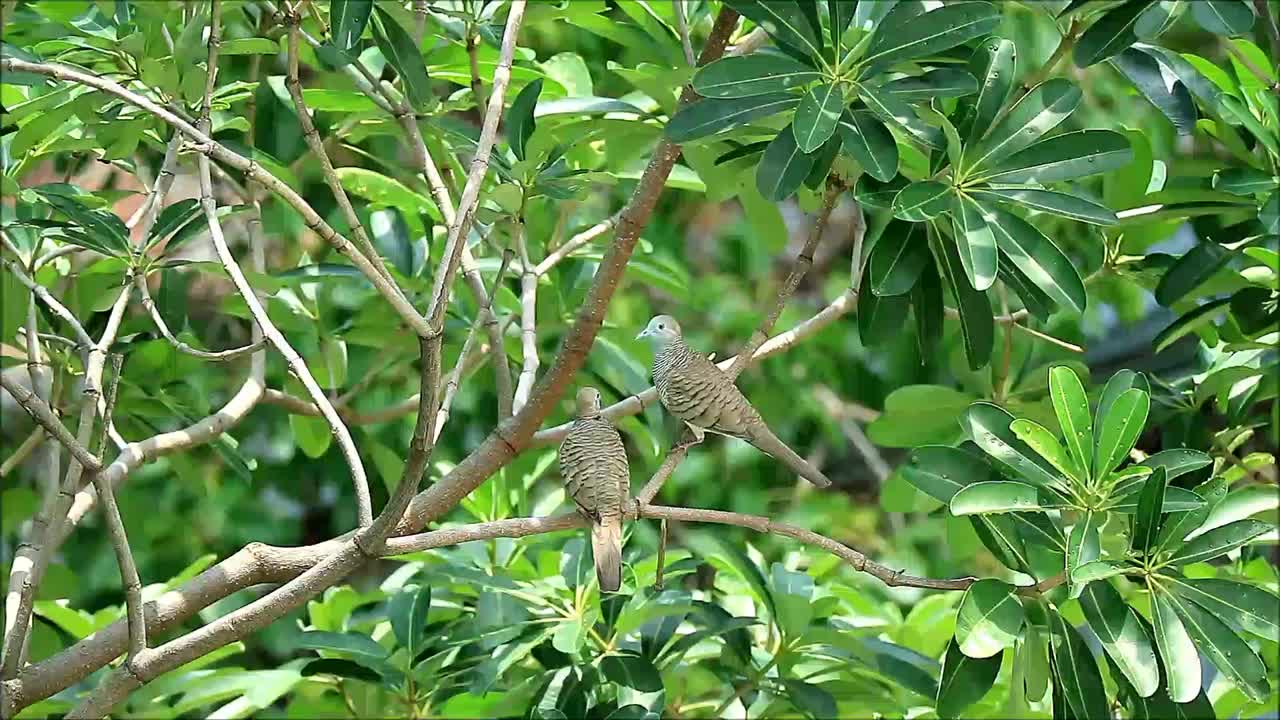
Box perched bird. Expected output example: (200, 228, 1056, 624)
(558, 387, 630, 592)
(636, 315, 832, 488)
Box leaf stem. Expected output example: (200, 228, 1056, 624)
(1021, 17, 1081, 93)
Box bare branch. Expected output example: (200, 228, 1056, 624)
(134, 275, 265, 361)
(0, 57, 433, 338)
(0, 428, 44, 478)
(673, 0, 696, 66)
(513, 223, 539, 414)
(0, 376, 99, 473)
(727, 26, 768, 56)
(382, 513, 584, 555)
(437, 249, 514, 440)
(533, 212, 621, 276)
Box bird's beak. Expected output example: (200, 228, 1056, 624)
(635, 329, 648, 341)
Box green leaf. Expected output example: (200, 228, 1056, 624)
(1048, 610, 1111, 719)
(955, 579, 1024, 658)
(1071, 561, 1127, 583)
(506, 78, 542, 161)
(1188, 0, 1254, 35)
(665, 93, 800, 142)
(975, 187, 1117, 225)
(1011, 418, 1082, 484)
(952, 193, 998, 291)
(793, 83, 843, 152)
(290, 415, 332, 458)
(1154, 241, 1232, 306)
(857, 283, 911, 347)
(1167, 520, 1271, 565)
(783, 679, 837, 719)
(1132, 467, 1167, 554)
(980, 130, 1133, 184)
(861, 2, 1000, 69)
(868, 219, 929, 296)
(294, 631, 388, 661)
(1108, 485, 1205, 513)
(1111, 47, 1198, 135)
(388, 584, 430, 661)
(1066, 511, 1102, 596)
(1213, 167, 1279, 195)
(852, 0, 897, 33)
(1139, 448, 1212, 481)
(854, 173, 909, 208)
(330, 0, 372, 51)
(725, 0, 824, 59)
(1073, 0, 1149, 67)
(912, 260, 945, 358)
(601, 652, 664, 696)
(1153, 299, 1231, 353)
(880, 68, 978, 101)
(371, 7, 431, 110)
(972, 515, 1032, 572)
(966, 79, 1081, 173)
(1050, 366, 1094, 480)
(219, 37, 282, 55)
(936, 638, 1001, 717)
(837, 109, 899, 181)
(1155, 478, 1223, 549)
(757, 126, 816, 201)
(1097, 368, 1149, 420)
(828, 0, 855, 49)
(892, 181, 952, 221)
(857, 81, 944, 149)
(1150, 586, 1202, 703)
(333, 167, 438, 221)
(902, 445, 996, 503)
(1093, 387, 1149, 477)
(148, 199, 202, 245)
(932, 229, 994, 370)
(692, 54, 821, 98)
(1166, 577, 1280, 641)
(1135, 0, 1187, 39)
(1190, 485, 1280, 539)
(956, 37, 1017, 145)
(915, 104, 963, 172)
(951, 481, 1055, 515)
(1164, 589, 1270, 702)
(960, 402, 1069, 492)
(303, 658, 382, 684)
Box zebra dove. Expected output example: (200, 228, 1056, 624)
(558, 387, 629, 592)
(636, 315, 832, 488)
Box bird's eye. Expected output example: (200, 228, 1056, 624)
(658, 324, 665, 330)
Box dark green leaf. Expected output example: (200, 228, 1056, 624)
(1166, 577, 1280, 641)
(1066, 512, 1102, 596)
(371, 7, 431, 109)
(858, 283, 911, 346)
(803, 132, 841, 188)
(303, 658, 383, 684)
(902, 445, 996, 503)
(1168, 520, 1271, 565)
(725, 0, 824, 58)
(1111, 48, 1197, 134)
(998, 251, 1057, 321)
(1135, 0, 1186, 39)
(880, 68, 979, 101)
(1093, 387, 1149, 477)
(601, 653, 664, 693)
(1165, 589, 1270, 701)
(972, 515, 1032, 572)
(1050, 366, 1094, 480)
(692, 53, 821, 98)
(936, 638, 1001, 716)
(952, 193, 998, 291)
(1213, 167, 1279, 195)
(955, 37, 1017, 145)
(932, 229, 993, 369)
(852, 0, 898, 32)
(985, 206, 1089, 314)
(1132, 467, 1167, 554)
(1155, 241, 1232, 306)
(783, 679, 837, 719)
(793, 83, 843, 152)
(956, 580, 1024, 658)
(966, 79, 1082, 172)
(892, 181, 952, 221)
(1095, 370, 1149, 432)
(1074, 0, 1149, 67)
(1155, 477, 1223, 549)
(294, 631, 388, 661)
(858, 83, 945, 149)
(1150, 587, 1202, 703)
(1188, 0, 1254, 35)
(388, 584, 430, 661)
(331, 0, 373, 51)
(837, 109, 899, 181)
(853, 173, 908, 208)
(757, 125, 816, 201)
(1109, 485, 1205, 513)
(147, 199, 202, 244)
(829, 0, 855, 48)
(868, 219, 929, 296)
(861, 2, 1000, 69)
(979, 130, 1134, 184)
(1010, 418, 1081, 484)
(665, 93, 800, 142)
(912, 259, 944, 357)
(1153, 299, 1231, 353)
(506, 78, 543, 161)
(1048, 611, 1111, 719)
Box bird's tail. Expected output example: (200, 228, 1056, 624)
(591, 516, 623, 593)
(746, 425, 832, 488)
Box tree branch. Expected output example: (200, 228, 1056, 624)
(0, 57, 433, 339)
(134, 275, 265, 361)
(513, 221, 539, 413)
(0, 375, 100, 473)
(437, 249, 514, 440)
(533, 212, 621, 276)
(0, 254, 95, 350)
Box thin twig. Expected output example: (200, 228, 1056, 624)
(513, 221, 539, 413)
(0, 57, 433, 339)
(0, 256, 95, 349)
(0, 376, 100, 473)
(533, 212, 621, 276)
(467, 33, 488, 112)
(195, 14, 372, 528)
(673, 0, 696, 66)
(0, 429, 44, 478)
(437, 249, 514, 440)
(135, 275, 264, 360)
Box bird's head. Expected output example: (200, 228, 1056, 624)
(575, 386, 603, 417)
(635, 314, 681, 348)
